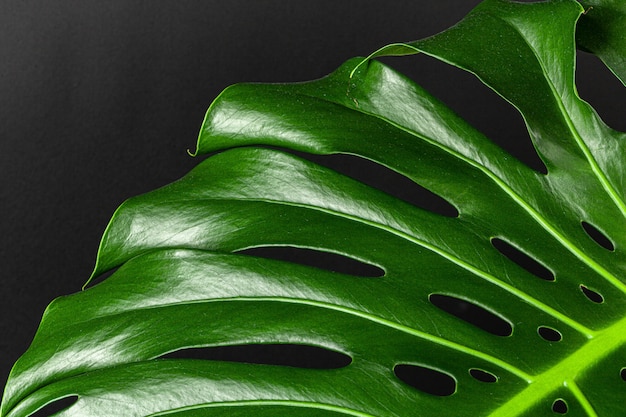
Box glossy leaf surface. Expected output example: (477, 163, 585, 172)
(3, 0, 626, 416)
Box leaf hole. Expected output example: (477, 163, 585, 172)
(160, 344, 352, 369)
(303, 153, 459, 217)
(238, 246, 384, 277)
(491, 238, 555, 281)
(394, 364, 456, 396)
(538, 326, 562, 342)
(83, 266, 120, 289)
(580, 285, 604, 304)
(621, 367, 626, 381)
(469, 368, 498, 383)
(581, 221, 615, 251)
(429, 294, 513, 337)
(575, 50, 626, 132)
(31, 396, 79, 417)
(552, 398, 568, 414)
(383, 53, 547, 174)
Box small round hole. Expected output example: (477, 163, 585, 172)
(394, 364, 456, 396)
(552, 398, 568, 414)
(580, 285, 604, 303)
(538, 326, 562, 342)
(469, 368, 498, 383)
(621, 368, 626, 381)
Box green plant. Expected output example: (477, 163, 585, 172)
(2, 0, 625, 415)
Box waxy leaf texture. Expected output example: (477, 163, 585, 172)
(2, 1, 625, 416)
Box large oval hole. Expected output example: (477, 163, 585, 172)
(394, 364, 456, 396)
(491, 238, 555, 281)
(385, 53, 547, 174)
(429, 294, 513, 336)
(31, 396, 79, 417)
(538, 326, 562, 342)
(160, 344, 351, 369)
(620, 367, 625, 381)
(304, 153, 459, 217)
(469, 368, 498, 383)
(238, 246, 384, 277)
(581, 221, 615, 251)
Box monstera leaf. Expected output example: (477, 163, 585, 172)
(2, 0, 625, 416)
(576, 0, 626, 85)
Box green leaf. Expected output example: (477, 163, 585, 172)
(3, 0, 625, 416)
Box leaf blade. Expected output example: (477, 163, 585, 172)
(3, 1, 626, 416)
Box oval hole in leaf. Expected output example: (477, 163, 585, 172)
(551, 398, 568, 414)
(31, 396, 78, 417)
(538, 326, 562, 342)
(304, 153, 459, 217)
(394, 364, 456, 396)
(238, 246, 384, 277)
(469, 368, 498, 383)
(491, 238, 555, 281)
(580, 285, 604, 304)
(581, 221, 615, 251)
(621, 368, 626, 381)
(160, 344, 351, 369)
(429, 294, 513, 337)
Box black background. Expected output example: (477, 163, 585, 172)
(1, 0, 624, 389)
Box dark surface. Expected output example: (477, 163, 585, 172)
(1, 0, 624, 390)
